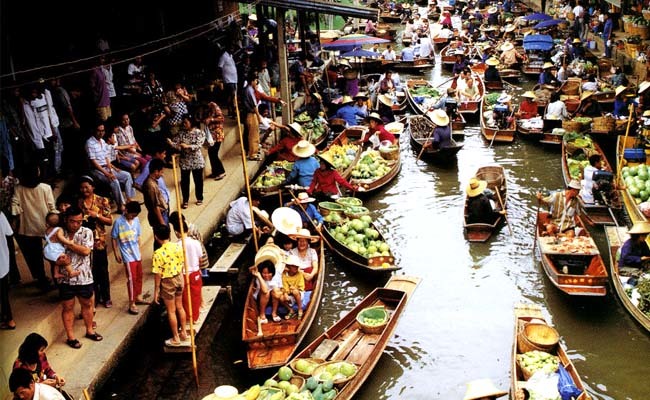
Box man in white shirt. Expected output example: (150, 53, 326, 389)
(218, 46, 239, 115)
(10, 368, 65, 400)
(419, 36, 434, 58)
(573, 2, 585, 40)
(381, 45, 397, 60)
(226, 194, 269, 237)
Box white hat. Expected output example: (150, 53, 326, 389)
(543, 62, 555, 69)
(504, 24, 516, 33)
(639, 81, 650, 94)
(568, 179, 581, 190)
(463, 379, 507, 400)
(466, 178, 488, 197)
(340, 95, 354, 104)
(501, 42, 514, 51)
(628, 221, 650, 234)
(248, 14, 257, 21)
(522, 91, 536, 99)
(294, 192, 316, 203)
(488, 6, 498, 14)
(289, 228, 319, 243)
(285, 254, 302, 267)
(288, 122, 304, 137)
(486, 57, 500, 66)
(271, 207, 303, 236)
(254, 242, 285, 268)
(292, 140, 316, 158)
(378, 94, 393, 107)
(365, 112, 384, 124)
(615, 85, 627, 96)
(430, 109, 450, 126)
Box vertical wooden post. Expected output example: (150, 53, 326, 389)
(277, 9, 292, 125)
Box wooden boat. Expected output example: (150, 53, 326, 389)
(522, 59, 545, 76)
(404, 80, 465, 138)
(242, 240, 326, 369)
(433, 36, 450, 50)
(405, 79, 441, 115)
(409, 115, 463, 163)
(511, 304, 591, 400)
(480, 95, 516, 143)
(321, 218, 400, 272)
(350, 146, 402, 194)
(379, 11, 402, 23)
(616, 135, 649, 225)
(605, 226, 650, 333)
(451, 73, 484, 115)
(383, 57, 435, 73)
(535, 211, 608, 296)
(516, 120, 544, 141)
(320, 129, 363, 179)
(463, 166, 507, 242)
(483, 78, 505, 92)
(284, 275, 420, 400)
(561, 138, 619, 225)
(375, 23, 397, 41)
(440, 45, 468, 68)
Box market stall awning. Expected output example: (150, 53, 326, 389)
(603, 0, 621, 7)
(523, 34, 554, 51)
(245, 0, 380, 20)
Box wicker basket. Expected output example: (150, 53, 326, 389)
(517, 323, 559, 354)
(516, 354, 559, 380)
(631, 25, 650, 40)
(312, 361, 358, 386)
(562, 120, 583, 133)
(344, 206, 370, 219)
(561, 79, 581, 96)
(592, 116, 616, 131)
(289, 358, 325, 378)
(356, 306, 389, 334)
(626, 42, 641, 58)
(379, 146, 399, 160)
(318, 201, 345, 216)
(335, 197, 363, 208)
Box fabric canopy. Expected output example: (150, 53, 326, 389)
(522, 13, 552, 21)
(523, 34, 554, 51)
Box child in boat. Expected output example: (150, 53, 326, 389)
(250, 260, 283, 323)
(44, 212, 79, 279)
(281, 255, 305, 319)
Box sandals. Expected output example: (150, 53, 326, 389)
(260, 317, 269, 324)
(128, 306, 139, 315)
(0, 322, 16, 330)
(196, 200, 203, 205)
(214, 173, 226, 181)
(66, 339, 82, 349)
(285, 312, 297, 320)
(181, 202, 189, 209)
(85, 332, 103, 342)
(272, 315, 282, 323)
(165, 338, 182, 347)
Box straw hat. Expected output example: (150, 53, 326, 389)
(447, 87, 457, 96)
(615, 85, 627, 96)
(288, 122, 304, 137)
(628, 221, 650, 235)
(292, 140, 316, 158)
(271, 207, 303, 236)
(354, 92, 369, 100)
(522, 91, 536, 99)
(501, 42, 514, 51)
(463, 379, 507, 400)
(568, 179, 581, 190)
(365, 112, 384, 124)
(580, 91, 594, 101)
(285, 254, 302, 268)
(430, 109, 450, 126)
(486, 57, 500, 66)
(543, 62, 554, 69)
(488, 6, 498, 14)
(643, 109, 650, 117)
(505, 17, 514, 23)
(312, 92, 322, 101)
(466, 178, 488, 198)
(289, 228, 319, 243)
(639, 81, 650, 94)
(318, 154, 337, 170)
(341, 95, 354, 105)
(294, 192, 316, 204)
(573, 38, 582, 44)
(504, 24, 516, 33)
(378, 94, 393, 107)
(248, 14, 257, 21)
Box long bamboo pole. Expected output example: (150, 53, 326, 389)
(616, 104, 636, 188)
(171, 155, 199, 387)
(234, 90, 260, 252)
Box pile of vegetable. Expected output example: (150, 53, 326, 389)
(563, 133, 595, 180)
(253, 161, 294, 189)
(572, 117, 593, 125)
(350, 149, 393, 181)
(484, 92, 501, 106)
(319, 143, 359, 172)
(411, 86, 440, 97)
(313, 361, 358, 383)
(327, 215, 393, 266)
(294, 113, 328, 143)
(516, 350, 560, 376)
(636, 277, 650, 316)
(621, 164, 650, 203)
(294, 112, 311, 123)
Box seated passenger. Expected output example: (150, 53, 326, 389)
(289, 228, 319, 292)
(465, 178, 504, 224)
(281, 255, 305, 319)
(250, 260, 283, 323)
(619, 222, 650, 271)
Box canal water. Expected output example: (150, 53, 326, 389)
(97, 62, 650, 400)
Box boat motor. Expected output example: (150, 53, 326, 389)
(493, 103, 509, 129)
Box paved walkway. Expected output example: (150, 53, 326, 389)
(0, 118, 272, 398)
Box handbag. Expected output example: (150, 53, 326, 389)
(199, 242, 210, 270)
(202, 123, 215, 148)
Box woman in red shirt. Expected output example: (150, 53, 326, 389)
(308, 156, 358, 199)
(266, 122, 303, 161)
(357, 112, 397, 146)
(516, 91, 539, 119)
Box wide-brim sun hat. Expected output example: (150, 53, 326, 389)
(643, 109, 650, 117)
(486, 57, 500, 66)
(295, 192, 316, 204)
(568, 179, 581, 190)
(378, 94, 393, 107)
(639, 81, 650, 94)
(318, 154, 338, 170)
(288, 122, 304, 137)
(504, 24, 516, 33)
(430, 109, 450, 126)
(271, 207, 303, 236)
(248, 14, 257, 22)
(543, 62, 554, 69)
(341, 95, 354, 105)
(615, 85, 627, 96)
(580, 91, 594, 101)
(522, 91, 536, 99)
(292, 140, 316, 158)
(466, 178, 488, 198)
(354, 92, 369, 100)
(289, 228, 319, 243)
(501, 42, 514, 51)
(628, 221, 650, 235)
(488, 6, 498, 14)
(365, 112, 384, 124)
(463, 379, 507, 400)
(573, 38, 582, 44)
(285, 254, 302, 268)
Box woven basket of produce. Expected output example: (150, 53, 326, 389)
(318, 201, 345, 217)
(562, 120, 583, 133)
(312, 361, 358, 386)
(344, 205, 370, 219)
(335, 197, 363, 208)
(634, 25, 650, 40)
(517, 323, 559, 354)
(289, 358, 325, 377)
(592, 116, 616, 131)
(516, 350, 560, 380)
(356, 306, 389, 334)
(379, 145, 399, 161)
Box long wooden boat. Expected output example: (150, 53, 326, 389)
(511, 304, 591, 400)
(480, 95, 516, 143)
(451, 73, 484, 115)
(379, 12, 401, 23)
(522, 59, 545, 76)
(463, 166, 507, 242)
(616, 134, 648, 225)
(382, 57, 435, 73)
(433, 36, 450, 50)
(350, 146, 402, 194)
(320, 129, 363, 179)
(516, 120, 544, 141)
(242, 239, 326, 369)
(605, 226, 650, 333)
(561, 138, 619, 225)
(321, 219, 400, 272)
(284, 275, 420, 400)
(483, 78, 505, 92)
(405, 79, 442, 115)
(375, 23, 397, 41)
(535, 211, 608, 296)
(440, 45, 469, 68)
(409, 115, 463, 163)
(404, 81, 466, 138)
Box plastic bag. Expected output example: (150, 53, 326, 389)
(525, 370, 561, 400)
(558, 364, 583, 400)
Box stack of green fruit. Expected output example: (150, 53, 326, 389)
(313, 361, 357, 384)
(252, 161, 294, 189)
(319, 144, 359, 172)
(516, 350, 559, 376)
(326, 215, 393, 267)
(621, 165, 650, 203)
(292, 359, 320, 376)
(350, 150, 393, 181)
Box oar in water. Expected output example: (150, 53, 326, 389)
(416, 128, 436, 161)
(495, 188, 513, 236)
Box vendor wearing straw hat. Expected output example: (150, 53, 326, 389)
(308, 155, 359, 200)
(538, 62, 559, 87)
(576, 91, 602, 118)
(536, 179, 581, 236)
(619, 221, 650, 272)
(286, 140, 319, 188)
(569, 38, 585, 60)
(424, 109, 453, 149)
(466, 177, 505, 224)
(357, 112, 397, 146)
(499, 41, 525, 69)
(377, 94, 397, 124)
(484, 57, 502, 83)
(516, 91, 538, 119)
(285, 192, 324, 228)
(463, 378, 507, 400)
(334, 95, 366, 126)
(266, 122, 304, 162)
(613, 85, 638, 118)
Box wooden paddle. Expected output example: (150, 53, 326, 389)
(495, 188, 513, 236)
(532, 199, 542, 254)
(286, 188, 328, 243)
(416, 128, 435, 161)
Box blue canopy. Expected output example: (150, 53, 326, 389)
(340, 48, 379, 58)
(522, 13, 552, 21)
(533, 19, 565, 29)
(523, 34, 554, 51)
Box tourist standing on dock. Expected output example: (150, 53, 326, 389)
(111, 201, 144, 315)
(167, 115, 205, 208)
(60, 206, 102, 349)
(203, 102, 226, 180)
(170, 215, 203, 324)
